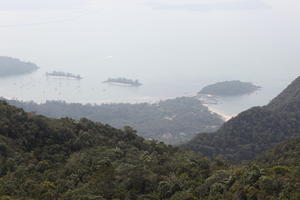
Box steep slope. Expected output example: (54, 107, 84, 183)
(0, 101, 216, 200)
(0, 101, 299, 199)
(226, 138, 300, 200)
(267, 76, 300, 111)
(256, 137, 300, 167)
(183, 76, 300, 162)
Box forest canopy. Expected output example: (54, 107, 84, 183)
(198, 80, 261, 96)
(0, 100, 299, 199)
(184, 76, 300, 162)
(3, 97, 224, 144)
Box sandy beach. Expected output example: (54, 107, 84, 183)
(203, 104, 234, 121)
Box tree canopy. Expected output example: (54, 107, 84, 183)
(3, 97, 224, 144)
(198, 80, 260, 96)
(0, 100, 299, 199)
(183, 76, 300, 162)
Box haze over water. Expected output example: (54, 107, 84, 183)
(0, 0, 299, 116)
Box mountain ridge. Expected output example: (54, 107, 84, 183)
(183, 76, 300, 162)
(267, 76, 300, 111)
(0, 100, 299, 199)
(1, 97, 224, 144)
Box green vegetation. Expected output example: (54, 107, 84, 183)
(183, 76, 300, 162)
(0, 56, 39, 77)
(267, 76, 300, 111)
(0, 101, 299, 199)
(0, 73, 300, 199)
(3, 97, 224, 144)
(256, 137, 300, 167)
(46, 71, 82, 80)
(103, 78, 142, 87)
(198, 80, 261, 96)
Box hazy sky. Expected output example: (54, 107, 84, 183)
(0, 0, 299, 80)
(147, 0, 270, 11)
(0, 0, 271, 12)
(0, 0, 88, 10)
(0, 0, 299, 106)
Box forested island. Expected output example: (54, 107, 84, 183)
(3, 97, 224, 144)
(198, 80, 261, 96)
(0, 56, 39, 77)
(103, 78, 142, 87)
(46, 71, 82, 80)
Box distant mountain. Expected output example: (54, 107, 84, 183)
(198, 80, 261, 96)
(183, 76, 300, 162)
(0, 101, 299, 199)
(3, 97, 224, 144)
(0, 56, 39, 77)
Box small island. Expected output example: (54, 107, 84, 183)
(103, 78, 142, 87)
(46, 71, 82, 80)
(0, 56, 39, 77)
(198, 80, 261, 96)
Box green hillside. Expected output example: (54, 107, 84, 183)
(0, 101, 215, 200)
(3, 97, 224, 144)
(0, 101, 299, 199)
(267, 76, 300, 111)
(256, 137, 300, 167)
(183, 76, 300, 162)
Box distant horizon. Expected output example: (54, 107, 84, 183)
(0, 0, 299, 116)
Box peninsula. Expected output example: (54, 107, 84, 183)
(0, 56, 39, 77)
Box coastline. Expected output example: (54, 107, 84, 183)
(1, 94, 233, 122)
(203, 104, 234, 121)
(0, 95, 176, 105)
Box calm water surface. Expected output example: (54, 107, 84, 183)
(0, 0, 299, 116)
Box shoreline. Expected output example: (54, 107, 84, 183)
(1, 95, 235, 122)
(203, 103, 234, 121)
(0, 95, 178, 105)
(197, 94, 235, 121)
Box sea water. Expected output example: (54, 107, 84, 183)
(0, 0, 299, 116)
